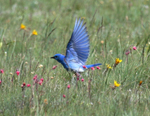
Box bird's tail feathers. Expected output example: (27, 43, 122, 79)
(86, 63, 102, 68)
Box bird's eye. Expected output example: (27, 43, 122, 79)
(55, 56, 58, 58)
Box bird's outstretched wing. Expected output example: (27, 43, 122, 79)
(65, 18, 90, 65)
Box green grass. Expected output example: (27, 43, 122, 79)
(0, 0, 150, 115)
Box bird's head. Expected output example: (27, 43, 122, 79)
(51, 54, 65, 62)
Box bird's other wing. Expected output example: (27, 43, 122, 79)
(65, 18, 90, 65)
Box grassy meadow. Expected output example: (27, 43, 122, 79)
(0, 0, 150, 115)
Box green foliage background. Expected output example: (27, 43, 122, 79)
(0, 0, 150, 115)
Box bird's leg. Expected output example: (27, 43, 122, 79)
(75, 72, 81, 88)
(75, 72, 80, 80)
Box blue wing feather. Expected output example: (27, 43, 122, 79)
(74, 27, 86, 41)
(65, 18, 90, 64)
(74, 21, 84, 39)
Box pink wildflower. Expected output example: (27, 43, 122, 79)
(21, 84, 24, 88)
(33, 75, 37, 80)
(67, 84, 70, 89)
(16, 70, 20, 76)
(81, 78, 84, 82)
(82, 65, 87, 69)
(35, 79, 39, 83)
(52, 65, 57, 69)
(96, 66, 101, 70)
(26, 84, 31, 87)
(39, 81, 42, 85)
(23, 82, 26, 86)
(40, 78, 44, 82)
(0, 69, 4, 74)
(133, 46, 137, 50)
(77, 77, 79, 81)
(0, 80, 1, 84)
(125, 51, 130, 55)
(63, 94, 66, 98)
(91, 67, 95, 70)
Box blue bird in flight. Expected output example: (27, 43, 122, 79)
(51, 18, 101, 74)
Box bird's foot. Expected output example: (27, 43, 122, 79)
(75, 72, 81, 80)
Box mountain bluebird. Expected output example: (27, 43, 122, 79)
(51, 18, 101, 75)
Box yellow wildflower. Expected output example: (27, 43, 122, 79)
(114, 80, 121, 87)
(115, 58, 122, 65)
(139, 81, 142, 86)
(20, 24, 26, 29)
(32, 30, 38, 35)
(106, 64, 112, 69)
(44, 99, 48, 104)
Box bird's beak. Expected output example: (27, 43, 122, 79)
(51, 56, 55, 59)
